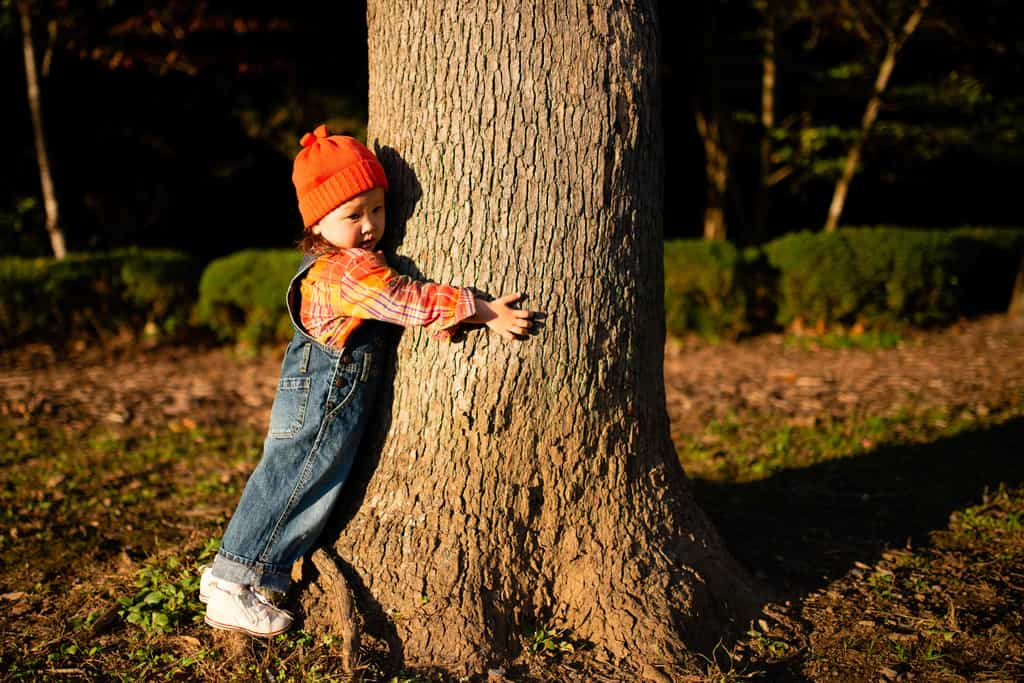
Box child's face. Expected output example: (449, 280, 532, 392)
(312, 187, 386, 250)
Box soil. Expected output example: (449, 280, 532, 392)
(4, 315, 1022, 442)
(2, 313, 1023, 681)
(664, 313, 1024, 440)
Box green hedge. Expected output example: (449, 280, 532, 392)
(666, 226, 1024, 338)
(763, 226, 1024, 329)
(664, 240, 770, 340)
(0, 249, 198, 347)
(3, 226, 1020, 347)
(196, 249, 301, 345)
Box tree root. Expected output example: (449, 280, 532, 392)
(291, 548, 361, 672)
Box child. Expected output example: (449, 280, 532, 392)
(199, 125, 535, 637)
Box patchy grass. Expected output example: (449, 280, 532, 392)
(760, 485, 1024, 681)
(784, 328, 904, 351)
(678, 401, 1018, 484)
(679, 394, 1024, 681)
(1, 389, 1023, 680)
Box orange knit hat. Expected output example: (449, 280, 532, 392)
(291, 125, 389, 228)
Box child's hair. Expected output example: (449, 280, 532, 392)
(297, 228, 336, 255)
(291, 124, 389, 235)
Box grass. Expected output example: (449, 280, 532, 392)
(1, 390, 1022, 680)
(677, 401, 1017, 483)
(783, 327, 904, 351)
(679, 393, 1024, 681)
(769, 483, 1024, 681)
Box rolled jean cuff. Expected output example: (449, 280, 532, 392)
(211, 550, 292, 594)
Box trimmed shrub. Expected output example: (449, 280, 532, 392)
(663, 239, 768, 340)
(196, 249, 301, 345)
(762, 226, 1024, 330)
(0, 249, 198, 347)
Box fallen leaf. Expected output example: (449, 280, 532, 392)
(175, 635, 202, 649)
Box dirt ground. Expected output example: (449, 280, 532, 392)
(2, 313, 1023, 681)
(3, 314, 1022, 441)
(663, 313, 1024, 438)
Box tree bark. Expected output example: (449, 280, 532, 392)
(308, 2, 765, 680)
(19, 0, 66, 259)
(824, 0, 929, 232)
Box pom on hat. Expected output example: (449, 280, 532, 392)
(291, 125, 389, 228)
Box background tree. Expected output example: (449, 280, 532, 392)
(17, 0, 65, 258)
(750, 0, 819, 241)
(4, 0, 367, 259)
(822, 0, 931, 232)
(300, 1, 763, 679)
(693, 0, 730, 241)
(752, 0, 776, 242)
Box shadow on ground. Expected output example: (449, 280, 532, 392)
(694, 415, 1024, 603)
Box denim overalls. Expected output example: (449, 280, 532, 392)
(211, 254, 383, 593)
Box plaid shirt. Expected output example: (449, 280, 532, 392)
(299, 249, 476, 349)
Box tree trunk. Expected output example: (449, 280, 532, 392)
(694, 0, 728, 242)
(19, 0, 66, 259)
(754, 9, 776, 242)
(695, 109, 729, 241)
(1009, 252, 1024, 317)
(824, 0, 929, 232)
(304, 1, 765, 680)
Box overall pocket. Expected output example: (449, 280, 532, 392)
(268, 376, 312, 439)
(325, 350, 375, 420)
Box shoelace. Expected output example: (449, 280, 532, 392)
(243, 587, 292, 618)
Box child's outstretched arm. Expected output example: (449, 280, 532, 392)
(468, 293, 535, 341)
(308, 250, 538, 342)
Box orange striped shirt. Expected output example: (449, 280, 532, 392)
(299, 249, 476, 349)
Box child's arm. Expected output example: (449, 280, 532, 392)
(316, 250, 534, 341)
(467, 293, 534, 341)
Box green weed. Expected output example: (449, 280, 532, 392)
(118, 554, 205, 634)
(746, 627, 792, 658)
(526, 623, 576, 657)
(868, 571, 895, 599)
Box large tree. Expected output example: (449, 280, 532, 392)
(298, 2, 763, 680)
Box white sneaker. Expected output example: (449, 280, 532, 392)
(204, 582, 293, 638)
(198, 566, 216, 604)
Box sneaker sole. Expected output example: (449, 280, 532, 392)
(204, 614, 291, 638)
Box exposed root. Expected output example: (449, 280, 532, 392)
(291, 548, 361, 672)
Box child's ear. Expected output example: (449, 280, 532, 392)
(310, 223, 322, 236)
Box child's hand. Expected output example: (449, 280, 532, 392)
(470, 293, 536, 341)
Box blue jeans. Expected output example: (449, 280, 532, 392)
(211, 257, 383, 593)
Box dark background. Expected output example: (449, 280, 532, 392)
(7, 1, 1023, 262)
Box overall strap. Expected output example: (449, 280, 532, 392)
(285, 253, 324, 342)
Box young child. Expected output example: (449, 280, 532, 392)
(199, 125, 534, 637)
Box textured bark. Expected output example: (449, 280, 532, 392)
(311, 2, 764, 679)
(19, 0, 66, 259)
(293, 549, 361, 671)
